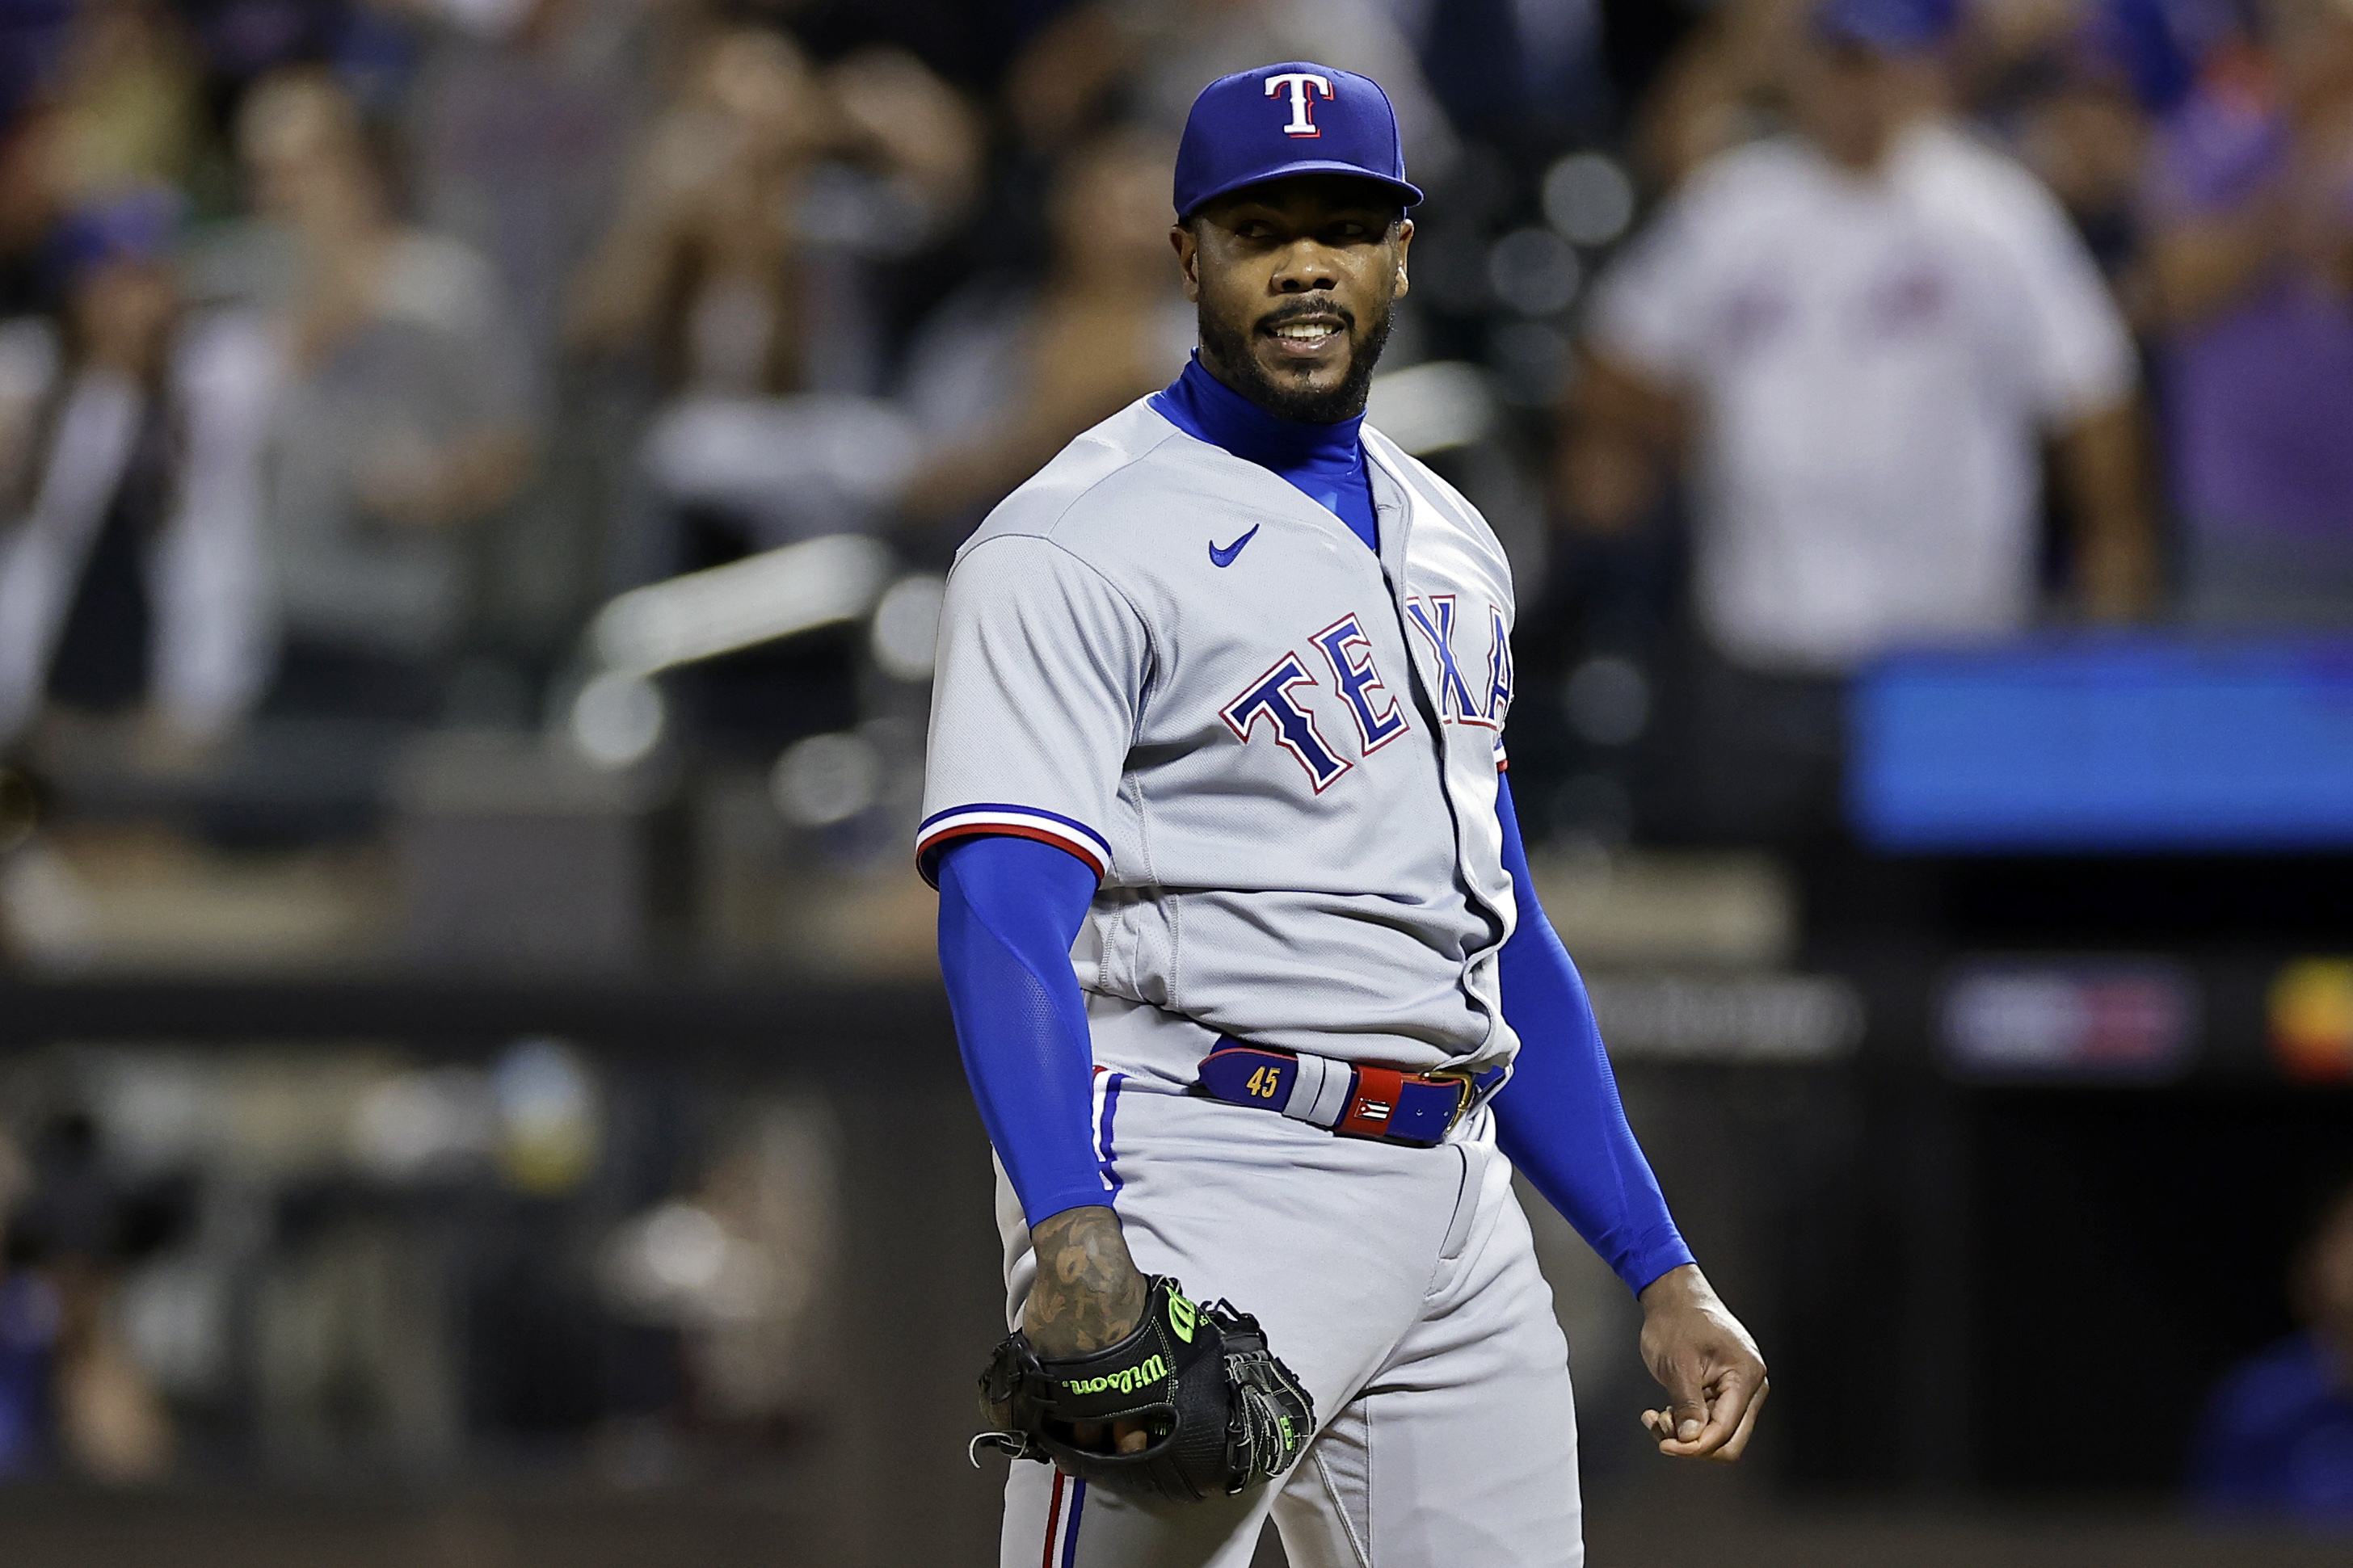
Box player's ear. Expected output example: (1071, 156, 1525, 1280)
(1391, 216, 1412, 298)
(1172, 221, 1201, 301)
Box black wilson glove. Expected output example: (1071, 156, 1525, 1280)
(970, 1275, 1314, 1504)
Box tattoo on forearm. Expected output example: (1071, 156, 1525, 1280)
(1025, 1206, 1146, 1356)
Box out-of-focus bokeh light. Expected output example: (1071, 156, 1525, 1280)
(1486, 226, 1581, 317)
(347, 1066, 496, 1181)
(490, 1037, 600, 1195)
(1543, 151, 1637, 246)
(597, 1200, 786, 1326)
(1365, 361, 1495, 455)
(589, 535, 894, 678)
(1488, 320, 1572, 406)
(1564, 655, 1651, 747)
(569, 670, 665, 771)
(769, 730, 882, 827)
(869, 574, 946, 682)
(2271, 960, 2353, 1082)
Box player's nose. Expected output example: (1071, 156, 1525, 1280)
(1268, 240, 1343, 292)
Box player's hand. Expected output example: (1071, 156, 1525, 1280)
(1635, 1264, 1768, 1462)
(1023, 1205, 1152, 1455)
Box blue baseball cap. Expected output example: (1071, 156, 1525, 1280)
(1173, 61, 1423, 221)
(1813, 0, 1959, 53)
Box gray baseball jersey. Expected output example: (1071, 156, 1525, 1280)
(918, 395, 1522, 1074)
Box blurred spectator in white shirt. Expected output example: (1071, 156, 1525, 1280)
(1562, 0, 2152, 838)
(2144, 0, 2353, 626)
(0, 189, 279, 754)
(191, 67, 536, 724)
(1576, 0, 2150, 674)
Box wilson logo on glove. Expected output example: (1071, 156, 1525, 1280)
(970, 1276, 1314, 1504)
(1062, 1356, 1169, 1398)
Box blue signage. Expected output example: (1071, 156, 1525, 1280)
(1850, 637, 2353, 851)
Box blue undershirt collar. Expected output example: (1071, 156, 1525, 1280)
(1149, 353, 1379, 556)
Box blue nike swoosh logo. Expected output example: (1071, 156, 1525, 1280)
(1208, 525, 1261, 568)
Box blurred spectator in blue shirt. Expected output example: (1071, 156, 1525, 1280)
(2195, 1179, 2353, 1524)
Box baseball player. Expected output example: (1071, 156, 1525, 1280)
(921, 61, 1767, 1567)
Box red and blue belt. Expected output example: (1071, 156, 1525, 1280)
(1195, 1043, 1492, 1147)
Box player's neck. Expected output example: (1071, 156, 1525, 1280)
(1164, 354, 1364, 470)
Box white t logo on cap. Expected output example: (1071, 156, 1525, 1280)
(1264, 73, 1333, 138)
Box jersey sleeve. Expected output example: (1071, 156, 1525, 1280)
(918, 532, 1148, 887)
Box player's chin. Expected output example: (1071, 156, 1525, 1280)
(1253, 338, 1354, 393)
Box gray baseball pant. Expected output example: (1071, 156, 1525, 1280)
(990, 1000, 1584, 1568)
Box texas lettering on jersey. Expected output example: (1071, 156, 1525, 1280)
(1223, 597, 1513, 788)
(920, 401, 1522, 1065)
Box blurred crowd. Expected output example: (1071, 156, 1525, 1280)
(0, 1040, 838, 1483)
(0, 0, 2340, 853)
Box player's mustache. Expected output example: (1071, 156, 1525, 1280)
(1254, 301, 1358, 336)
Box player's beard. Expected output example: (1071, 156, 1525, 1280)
(1199, 296, 1393, 424)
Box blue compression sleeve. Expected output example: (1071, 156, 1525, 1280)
(1492, 775, 1697, 1295)
(936, 834, 1109, 1228)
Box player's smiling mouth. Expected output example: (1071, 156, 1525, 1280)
(1260, 309, 1351, 360)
